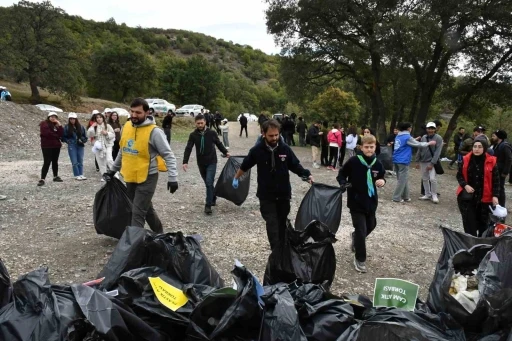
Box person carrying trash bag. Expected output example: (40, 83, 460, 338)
(104, 98, 178, 233)
(232, 119, 313, 250)
(337, 134, 386, 273)
(214, 156, 251, 206)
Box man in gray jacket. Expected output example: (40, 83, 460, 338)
(416, 121, 443, 203)
(106, 98, 178, 233)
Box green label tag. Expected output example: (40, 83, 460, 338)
(373, 278, 419, 311)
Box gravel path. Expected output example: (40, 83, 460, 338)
(1, 117, 510, 300)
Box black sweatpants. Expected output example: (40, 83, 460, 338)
(458, 197, 490, 237)
(240, 125, 248, 137)
(259, 199, 291, 250)
(328, 146, 339, 168)
(321, 145, 329, 166)
(41, 147, 61, 180)
(350, 211, 377, 262)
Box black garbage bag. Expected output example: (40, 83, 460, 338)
(377, 146, 393, 171)
(476, 234, 512, 334)
(98, 227, 224, 290)
(427, 227, 499, 314)
(260, 284, 307, 341)
(93, 177, 132, 239)
(295, 183, 343, 233)
(0, 267, 95, 341)
(188, 262, 263, 340)
(71, 284, 168, 341)
(337, 308, 466, 341)
(290, 282, 355, 340)
(214, 156, 251, 206)
(0, 258, 12, 310)
(263, 220, 337, 287)
(116, 266, 215, 339)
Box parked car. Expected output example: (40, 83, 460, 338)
(148, 99, 176, 116)
(175, 104, 204, 117)
(35, 104, 63, 113)
(109, 108, 130, 117)
(237, 113, 258, 122)
(273, 113, 283, 121)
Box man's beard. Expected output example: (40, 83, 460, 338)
(131, 117, 144, 125)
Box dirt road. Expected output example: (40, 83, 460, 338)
(0, 120, 510, 299)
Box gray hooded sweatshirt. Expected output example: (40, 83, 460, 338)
(111, 116, 178, 183)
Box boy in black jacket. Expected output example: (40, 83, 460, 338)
(337, 135, 386, 273)
(233, 119, 313, 250)
(183, 115, 230, 215)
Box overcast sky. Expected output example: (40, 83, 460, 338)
(0, 0, 281, 54)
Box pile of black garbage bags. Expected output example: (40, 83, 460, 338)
(1, 222, 511, 341)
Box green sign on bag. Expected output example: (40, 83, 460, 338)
(373, 278, 419, 311)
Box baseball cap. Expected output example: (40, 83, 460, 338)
(104, 108, 111, 113)
(68, 112, 77, 119)
(426, 122, 436, 128)
(474, 125, 486, 132)
(92, 109, 100, 115)
(47, 112, 58, 118)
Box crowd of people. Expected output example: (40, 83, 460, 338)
(36, 100, 511, 273)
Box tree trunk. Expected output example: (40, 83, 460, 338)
(408, 86, 420, 124)
(29, 76, 40, 103)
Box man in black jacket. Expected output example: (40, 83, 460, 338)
(296, 117, 307, 146)
(449, 127, 466, 169)
(239, 114, 248, 137)
(183, 115, 230, 215)
(233, 119, 313, 250)
(337, 134, 386, 273)
(491, 130, 512, 206)
(162, 111, 174, 144)
(307, 121, 322, 168)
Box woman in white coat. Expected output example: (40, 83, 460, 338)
(87, 113, 115, 181)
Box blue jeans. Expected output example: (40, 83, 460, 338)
(68, 144, 84, 177)
(199, 163, 217, 206)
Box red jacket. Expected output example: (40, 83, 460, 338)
(456, 152, 496, 203)
(327, 129, 343, 148)
(40, 121, 63, 148)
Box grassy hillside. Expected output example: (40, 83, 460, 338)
(0, 3, 288, 120)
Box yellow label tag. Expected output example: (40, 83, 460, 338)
(148, 277, 189, 311)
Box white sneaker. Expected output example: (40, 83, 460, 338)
(80, 175, 87, 180)
(432, 196, 439, 204)
(75, 176, 81, 180)
(100, 178, 105, 182)
(313, 162, 320, 169)
(419, 195, 432, 200)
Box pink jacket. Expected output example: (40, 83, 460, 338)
(327, 129, 342, 147)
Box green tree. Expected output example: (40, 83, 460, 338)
(177, 55, 221, 107)
(90, 42, 156, 102)
(311, 87, 360, 127)
(0, 1, 84, 102)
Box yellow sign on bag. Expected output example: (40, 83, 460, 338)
(148, 277, 189, 311)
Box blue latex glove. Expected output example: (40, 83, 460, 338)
(232, 178, 239, 189)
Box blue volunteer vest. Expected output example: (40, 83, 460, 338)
(393, 133, 413, 165)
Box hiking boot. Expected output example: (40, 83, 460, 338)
(53, 176, 63, 182)
(351, 232, 355, 253)
(37, 179, 45, 186)
(419, 195, 431, 200)
(204, 205, 212, 215)
(353, 256, 367, 273)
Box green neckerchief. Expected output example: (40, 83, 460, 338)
(357, 155, 377, 197)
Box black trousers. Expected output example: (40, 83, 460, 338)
(112, 141, 120, 161)
(321, 145, 329, 166)
(499, 176, 506, 206)
(458, 197, 490, 237)
(328, 146, 339, 168)
(240, 125, 248, 137)
(41, 147, 60, 179)
(259, 199, 291, 250)
(164, 128, 171, 144)
(350, 211, 377, 262)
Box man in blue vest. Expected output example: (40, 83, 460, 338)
(392, 122, 437, 202)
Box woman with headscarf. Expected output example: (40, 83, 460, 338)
(62, 113, 88, 180)
(87, 113, 115, 181)
(456, 138, 500, 236)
